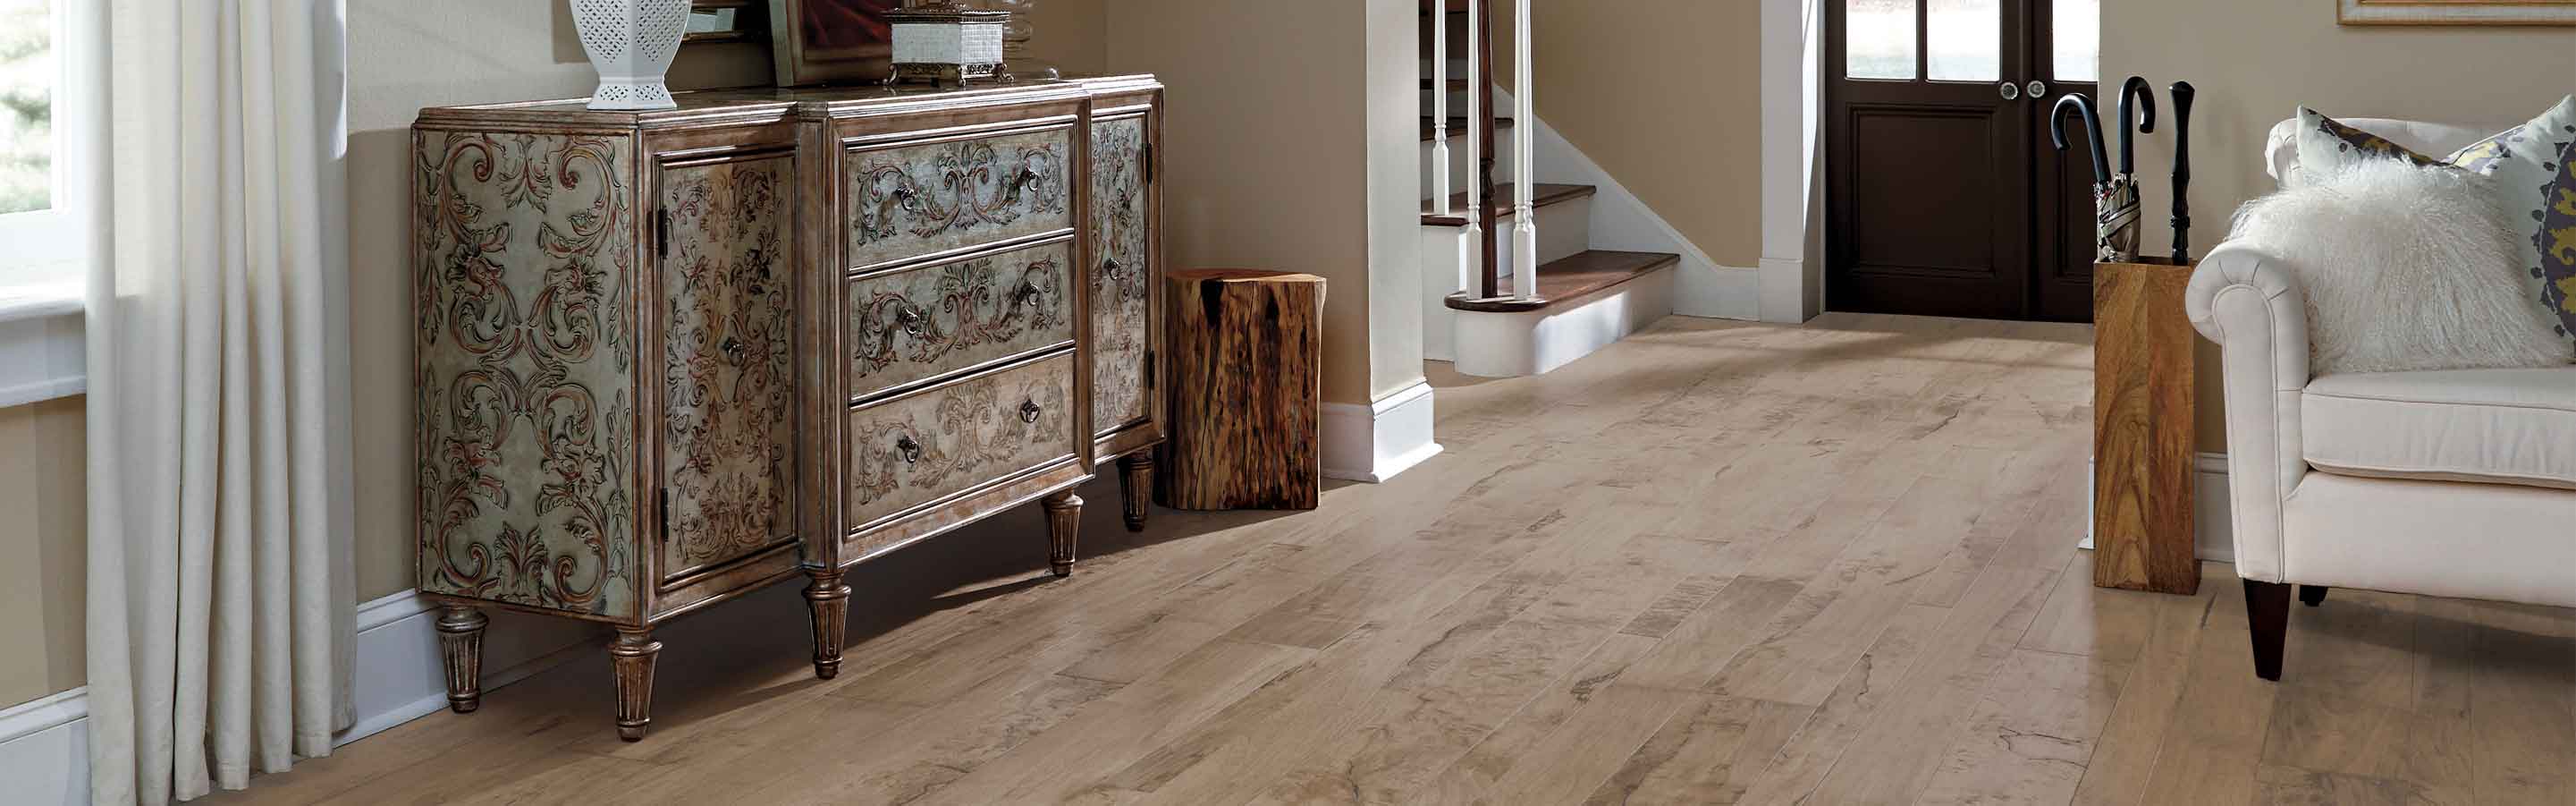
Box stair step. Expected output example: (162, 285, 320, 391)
(1446, 250, 1681, 313)
(1421, 78, 1473, 91)
(1422, 183, 1595, 227)
(1421, 115, 1514, 143)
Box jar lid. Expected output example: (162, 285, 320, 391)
(888, 1, 1010, 22)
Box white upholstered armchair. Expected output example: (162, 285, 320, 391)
(2185, 118, 2576, 681)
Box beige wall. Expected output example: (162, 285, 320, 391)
(1106, 0, 1416, 404)
(1497, 1, 1764, 268)
(0, 397, 88, 708)
(2101, 2, 2576, 451)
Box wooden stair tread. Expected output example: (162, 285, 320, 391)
(1421, 115, 1514, 142)
(1421, 78, 1474, 91)
(1446, 250, 1680, 313)
(1421, 183, 1595, 226)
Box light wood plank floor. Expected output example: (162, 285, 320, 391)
(208, 314, 2576, 805)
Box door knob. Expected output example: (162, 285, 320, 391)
(1998, 81, 2021, 101)
(2026, 80, 2048, 98)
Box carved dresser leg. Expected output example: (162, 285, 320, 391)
(804, 568, 852, 680)
(1119, 453, 1154, 532)
(610, 627, 663, 741)
(1044, 490, 1083, 577)
(434, 605, 488, 714)
(433, 602, 486, 710)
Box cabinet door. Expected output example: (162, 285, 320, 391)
(1089, 113, 1157, 445)
(415, 130, 643, 620)
(656, 152, 800, 586)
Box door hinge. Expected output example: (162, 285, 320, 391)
(654, 208, 671, 259)
(1139, 143, 1154, 183)
(656, 488, 671, 543)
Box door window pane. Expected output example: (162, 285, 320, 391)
(1926, 0, 1997, 81)
(2053, 0, 2099, 82)
(1846, 0, 1917, 80)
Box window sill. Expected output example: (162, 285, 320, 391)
(0, 282, 85, 408)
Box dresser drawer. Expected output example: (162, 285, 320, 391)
(848, 239, 1076, 403)
(845, 352, 1077, 532)
(846, 126, 1073, 270)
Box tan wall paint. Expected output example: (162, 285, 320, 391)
(1495, 1, 1763, 268)
(1105, 0, 1399, 405)
(2100, 1, 2576, 452)
(0, 397, 88, 708)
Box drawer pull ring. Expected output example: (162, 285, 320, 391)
(1019, 399, 1043, 424)
(896, 435, 923, 464)
(895, 304, 926, 335)
(1100, 258, 1122, 282)
(1013, 281, 1043, 307)
(1018, 167, 1043, 188)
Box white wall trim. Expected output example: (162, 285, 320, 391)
(1758, 0, 1823, 324)
(1, 589, 605, 804)
(1491, 89, 1755, 323)
(0, 290, 86, 407)
(1323, 380, 1443, 483)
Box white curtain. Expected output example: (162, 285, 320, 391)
(81, 0, 354, 803)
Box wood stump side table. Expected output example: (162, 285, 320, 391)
(1160, 269, 1325, 510)
(2092, 258, 2198, 594)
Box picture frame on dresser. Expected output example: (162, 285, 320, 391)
(767, 0, 899, 86)
(411, 77, 1165, 740)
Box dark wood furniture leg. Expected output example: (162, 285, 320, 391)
(1119, 453, 1153, 532)
(804, 568, 852, 680)
(1045, 490, 1083, 576)
(2299, 585, 2329, 607)
(2244, 579, 2292, 682)
(610, 627, 663, 741)
(434, 605, 488, 714)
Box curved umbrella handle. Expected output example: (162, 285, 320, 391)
(2118, 76, 2158, 175)
(2051, 93, 2111, 187)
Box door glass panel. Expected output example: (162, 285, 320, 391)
(1845, 0, 1917, 80)
(2053, 0, 2099, 82)
(1926, 0, 1998, 81)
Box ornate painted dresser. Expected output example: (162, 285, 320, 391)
(411, 76, 1164, 739)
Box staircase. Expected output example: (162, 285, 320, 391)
(1420, 0, 1679, 378)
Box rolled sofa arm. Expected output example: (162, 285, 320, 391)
(2183, 242, 2310, 583)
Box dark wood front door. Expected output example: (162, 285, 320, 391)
(1826, 0, 2100, 322)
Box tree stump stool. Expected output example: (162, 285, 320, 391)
(1160, 269, 1326, 510)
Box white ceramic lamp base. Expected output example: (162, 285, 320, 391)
(570, 0, 687, 111)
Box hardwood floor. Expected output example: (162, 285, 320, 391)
(207, 314, 2576, 805)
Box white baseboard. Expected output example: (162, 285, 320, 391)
(1677, 265, 1762, 322)
(1322, 380, 1443, 483)
(0, 590, 608, 804)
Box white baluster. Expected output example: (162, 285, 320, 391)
(1429, 0, 1450, 217)
(1509, 0, 1537, 301)
(1460, 0, 1482, 295)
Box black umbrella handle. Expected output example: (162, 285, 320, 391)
(2170, 81, 2197, 263)
(2118, 76, 2157, 177)
(2051, 93, 2110, 188)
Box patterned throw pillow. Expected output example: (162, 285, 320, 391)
(2544, 144, 2576, 338)
(2295, 97, 2576, 348)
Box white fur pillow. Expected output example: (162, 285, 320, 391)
(2227, 158, 2571, 375)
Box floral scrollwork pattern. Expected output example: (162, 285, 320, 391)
(849, 240, 1074, 398)
(662, 156, 797, 573)
(847, 128, 1071, 268)
(414, 130, 638, 616)
(1089, 116, 1153, 434)
(845, 352, 1077, 529)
